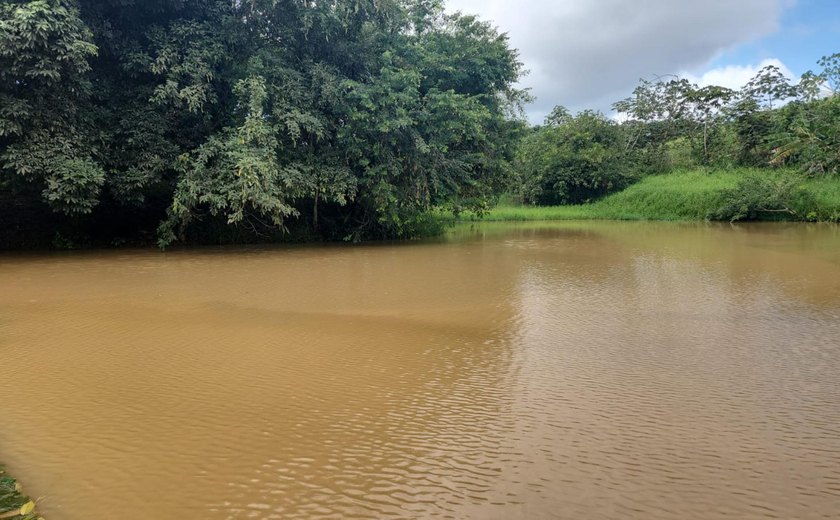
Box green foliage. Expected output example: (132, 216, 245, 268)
(771, 96, 840, 175)
(0, 0, 96, 88)
(741, 64, 797, 110)
(732, 98, 773, 166)
(518, 109, 631, 205)
(0, 0, 526, 248)
(726, 56, 840, 175)
(463, 169, 840, 223)
(42, 156, 106, 214)
(158, 75, 300, 247)
(147, 20, 227, 113)
(711, 173, 811, 222)
(816, 52, 840, 94)
(797, 70, 825, 101)
(1, 1, 836, 248)
(665, 138, 698, 170)
(0, 0, 102, 217)
(604, 53, 840, 184)
(2, 130, 104, 213)
(1, 466, 39, 520)
(612, 77, 738, 168)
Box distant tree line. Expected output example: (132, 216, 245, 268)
(1, 0, 527, 247)
(517, 54, 840, 206)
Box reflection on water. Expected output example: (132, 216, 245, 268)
(1, 222, 839, 519)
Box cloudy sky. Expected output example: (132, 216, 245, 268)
(445, 0, 839, 123)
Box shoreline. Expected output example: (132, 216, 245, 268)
(455, 169, 840, 224)
(0, 466, 38, 519)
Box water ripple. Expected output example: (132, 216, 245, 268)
(0, 222, 839, 519)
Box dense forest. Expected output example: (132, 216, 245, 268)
(1, 0, 526, 247)
(1, 0, 838, 249)
(517, 57, 840, 220)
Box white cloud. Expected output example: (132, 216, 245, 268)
(682, 58, 796, 90)
(445, 0, 794, 123)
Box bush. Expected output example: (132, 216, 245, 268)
(517, 109, 634, 205)
(710, 173, 814, 221)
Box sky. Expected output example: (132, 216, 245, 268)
(445, 0, 840, 123)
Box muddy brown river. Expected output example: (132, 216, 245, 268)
(1, 222, 839, 519)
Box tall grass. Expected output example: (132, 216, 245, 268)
(468, 168, 840, 222)
(807, 176, 840, 221)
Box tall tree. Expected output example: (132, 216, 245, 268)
(1, 0, 101, 214)
(1, 0, 527, 246)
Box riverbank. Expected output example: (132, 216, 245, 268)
(0, 467, 37, 519)
(467, 169, 840, 222)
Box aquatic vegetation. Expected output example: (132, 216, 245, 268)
(0, 467, 39, 520)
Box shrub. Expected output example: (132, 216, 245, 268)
(518, 109, 634, 205)
(710, 173, 814, 221)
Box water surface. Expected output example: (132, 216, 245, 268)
(1, 222, 839, 519)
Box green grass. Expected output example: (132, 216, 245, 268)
(467, 168, 840, 222)
(0, 467, 38, 519)
(807, 175, 840, 220)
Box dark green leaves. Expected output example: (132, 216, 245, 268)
(2, 0, 525, 246)
(0, 0, 97, 87)
(159, 75, 300, 246)
(518, 110, 630, 205)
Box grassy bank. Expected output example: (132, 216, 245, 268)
(471, 169, 840, 222)
(0, 467, 38, 520)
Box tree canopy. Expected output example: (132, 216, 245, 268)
(517, 54, 840, 207)
(1, 0, 526, 247)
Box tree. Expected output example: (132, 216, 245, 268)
(816, 52, 840, 94)
(518, 109, 630, 205)
(0, 0, 527, 247)
(0, 0, 102, 214)
(770, 54, 840, 174)
(687, 85, 736, 163)
(157, 75, 301, 246)
(612, 76, 698, 171)
(741, 65, 797, 110)
(771, 96, 840, 175)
